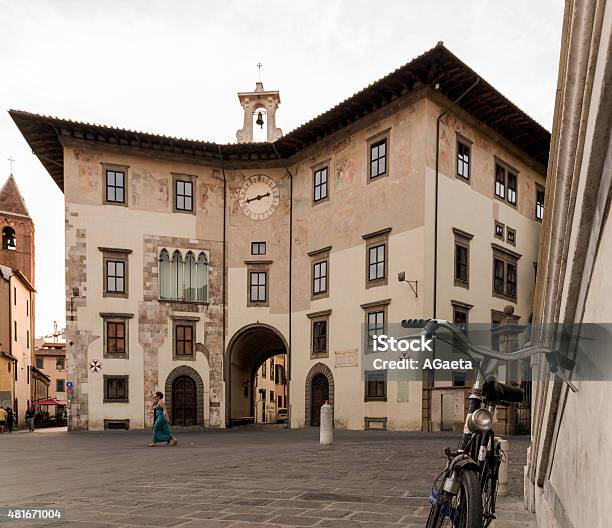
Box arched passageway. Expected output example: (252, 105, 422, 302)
(225, 324, 288, 426)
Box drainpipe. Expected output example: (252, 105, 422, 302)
(433, 77, 480, 318)
(217, 146, 229, 427)
(272, 143, 292, 430)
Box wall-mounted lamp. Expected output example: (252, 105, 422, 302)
(398, 272, 418, 298)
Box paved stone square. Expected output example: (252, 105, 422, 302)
(1, 427, 535, 527)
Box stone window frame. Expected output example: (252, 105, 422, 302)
(102, 163, 129, 206)
(363, 228, 391, 289)
(456, 133, 472, 183)
(171, 315, 199, 360)
(506, 227, 516, 246)
(451, 300, 473, 336)
(246, 260, 271, 307)
(103, 375, 129, 403)
(453, 228, 473, 289)
(494, 158, 519, 209)
(100, 312, 134, 359)
(251, 241, 266, 255)
(99, 247, 131, 299)
(361, 298, 391, 353)
(308, 246, 331, 300)
(307, 309, 331, 360)
(364, 369, 387, 402)
(366, 128, 391, 182)
(494, 221, 505, 240)
(491, 243, 521, 302)
(312, 159, 331, 205)
(172, 173, 196, 214)
(535, 184, 545, 222)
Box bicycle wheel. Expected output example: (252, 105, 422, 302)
(426, 468, 483, 528)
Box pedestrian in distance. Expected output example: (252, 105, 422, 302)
(149, 391, 178, 447)
(6, 407, 14, 433)
(26, 407, 35, 432)
(0, 406, 6, 433)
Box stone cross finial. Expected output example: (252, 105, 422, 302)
(7, 156, 15, 174)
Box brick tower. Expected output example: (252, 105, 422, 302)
(0, 175, 35, 285)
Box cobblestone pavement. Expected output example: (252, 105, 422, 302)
(1, 427, 535, 527)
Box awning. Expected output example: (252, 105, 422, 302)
(33, 399, 66, 406)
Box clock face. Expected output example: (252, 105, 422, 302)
(238, 174, 280, 221)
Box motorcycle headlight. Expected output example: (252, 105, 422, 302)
(468, 408, 493, 433)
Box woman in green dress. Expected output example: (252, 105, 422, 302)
(149, 391, 178, 446)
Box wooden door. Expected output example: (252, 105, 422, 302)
(172, 376, 197, 426)
(310, 374, 329, 426)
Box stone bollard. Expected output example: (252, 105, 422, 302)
(320, 402, 333, 445)
(496, 436, 509, 496)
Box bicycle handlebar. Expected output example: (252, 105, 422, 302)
(399, 318, 577, 392)
(400, 319, 547, 362)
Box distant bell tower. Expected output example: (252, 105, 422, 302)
(0, 173, 35, 285)
(236, 82, 282, 143)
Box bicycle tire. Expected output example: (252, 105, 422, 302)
(426, 468, 483, 528)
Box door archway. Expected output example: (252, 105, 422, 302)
(165, 365, 204, 426)
(310, 374, 329, 426)
(305, 362, 334, 427)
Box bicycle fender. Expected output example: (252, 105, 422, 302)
(449, 454, 480, 473)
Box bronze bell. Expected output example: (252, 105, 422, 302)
(256, 111, 264, 128)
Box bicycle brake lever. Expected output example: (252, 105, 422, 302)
(554, 370, 578, 393)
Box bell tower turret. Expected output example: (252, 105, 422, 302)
(236, 82, 282, 143)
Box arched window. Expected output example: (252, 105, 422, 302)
(197, 252, 208, 302)
(170, 251, 182, 300)
(159, 250, 171, 299)
(184, 252, 197, 301)
(159, 249, 209, 302)
(2, 227, 16, 251)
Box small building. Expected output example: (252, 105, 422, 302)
(30, 366, 50, 403)
(0, 264, 35, 425)
(254, 354, 287, 423)
(34, 340, 66, 399)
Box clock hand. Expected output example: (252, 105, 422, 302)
(245, 192, 271, 204)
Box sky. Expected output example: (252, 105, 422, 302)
(0, 0, 564, 337)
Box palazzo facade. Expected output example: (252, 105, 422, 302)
(11, 44, 550, 431)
